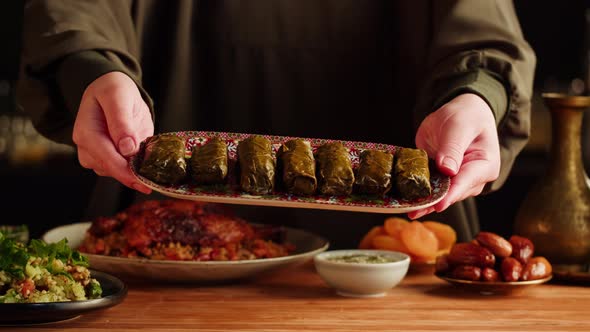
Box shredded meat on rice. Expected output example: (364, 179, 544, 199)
(78, 200, 294, 261)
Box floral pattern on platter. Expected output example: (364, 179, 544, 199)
(129, 131, 450, 214)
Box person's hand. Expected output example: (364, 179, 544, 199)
(408, 93, 501, 219)
(72, 71, 153, 194)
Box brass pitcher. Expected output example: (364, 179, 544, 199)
(514, 93, 590, 270)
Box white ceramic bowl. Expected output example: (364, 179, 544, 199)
(314, 249, 410, 298)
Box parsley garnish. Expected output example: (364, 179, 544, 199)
(0, 234, 89, 278)
(0, 232, 29, 279)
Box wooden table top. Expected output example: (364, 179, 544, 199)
(5, 263, 589, 332)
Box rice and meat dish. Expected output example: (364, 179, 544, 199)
(78, 200, 294, 261)
(0, 233, 101, 303)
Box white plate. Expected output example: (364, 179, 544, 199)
(129, 131, 450, 214)
(42, 222, 329, 283)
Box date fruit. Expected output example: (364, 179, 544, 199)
(437, 233, 551, 285)
(450, 265, 482, 281)
(509, 235, 534, 265)
(435, 254, 450, 274)
(481, 267, 500, 282)
(448, 242, 495, 268)
(501, 257, 523, 282)
(475, 232, 512, 258)
(521, 257, 552, 281)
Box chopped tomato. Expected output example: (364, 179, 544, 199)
(19, 278, 35, 297)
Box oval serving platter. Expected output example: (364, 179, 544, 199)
(129, 131, 450, 214)
(42, 222, 329, 283)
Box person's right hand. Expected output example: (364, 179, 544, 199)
(72, 71, 153, 194)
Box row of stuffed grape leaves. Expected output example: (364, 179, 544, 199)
(138, 134, 432, 200)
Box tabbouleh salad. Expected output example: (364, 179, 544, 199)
(0, 231, 101, 303)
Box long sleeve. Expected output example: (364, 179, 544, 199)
(17, 0, 153, 145)
(414, 0, 536, 192)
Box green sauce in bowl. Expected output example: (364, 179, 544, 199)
(327, 254, 399, 264)
(315, 249, 411, 297)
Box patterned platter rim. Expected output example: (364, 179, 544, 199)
(128, 131, 450, 214)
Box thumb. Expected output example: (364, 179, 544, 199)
(96, 76, 148, 157)
(435, 129, 474, 176)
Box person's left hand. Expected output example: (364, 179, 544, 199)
(408, 93, 501, 219)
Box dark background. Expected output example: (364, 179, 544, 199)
(477, 0, 590, 237)
(1, 0, 589, 240)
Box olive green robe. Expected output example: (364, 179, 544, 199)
(18, 0, 535, 247)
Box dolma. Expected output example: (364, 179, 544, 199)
(237, 135, 276, 195)
(354, 149, 393, 196)
(394, 147, 432, 200)
(190, 137, 228, 184)
(315, 142, 354, 196)
(278, 139, 317, 195)
(139, 135, 187, 185)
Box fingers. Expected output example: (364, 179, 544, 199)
(432, 156, 496, 212)
(415, 114, 438, 158)
(73, 72, 153, 195)
(414, 93, 502, 216)
(77, 149, 106, 176)
(77, 136, 152, 194)
(93, 72, 152, 157)
(408, 156, 494, 219)
(407, 206, 435, 220)
(434, 118, 476, 177)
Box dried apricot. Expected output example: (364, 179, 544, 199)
(372, 235, 409, 252)
(383, 217, 409, 239)
(422, 221, 457, 251)
(358, 226, 384, 249)
(400, 221, 439, 259)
